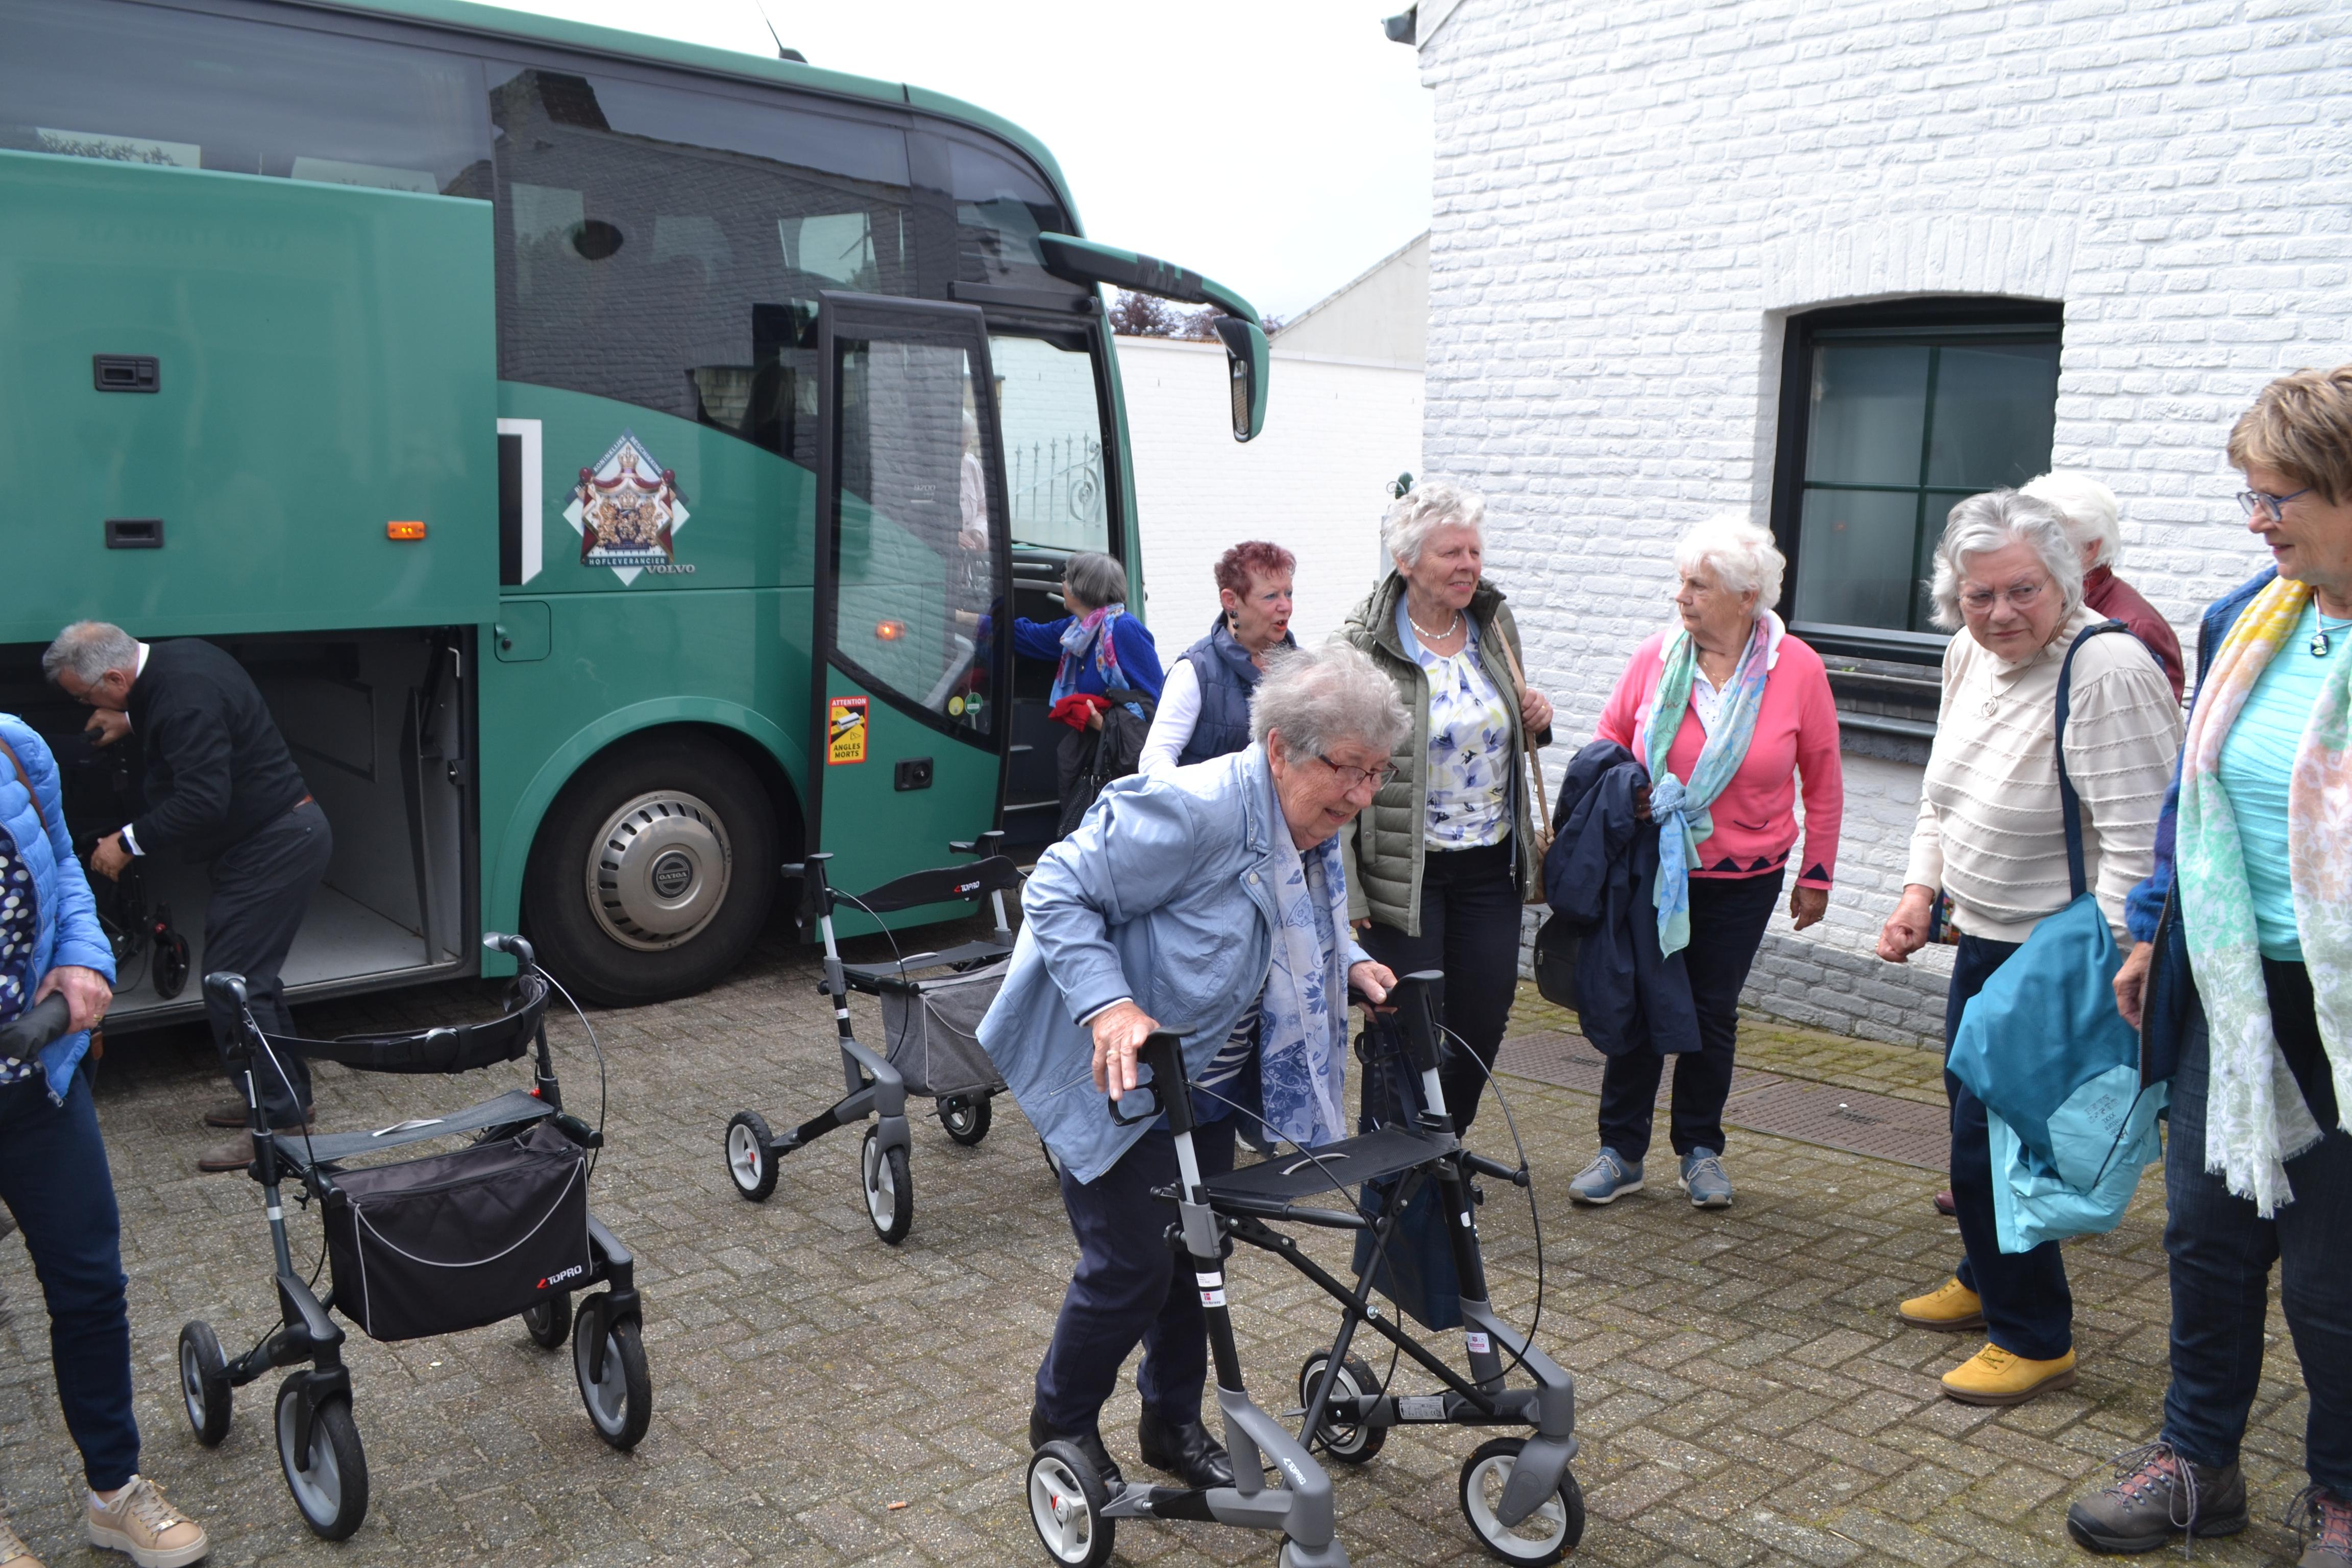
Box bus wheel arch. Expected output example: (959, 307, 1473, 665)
(522, 725, 795, 1007)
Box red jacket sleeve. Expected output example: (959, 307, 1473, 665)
(1791, 650, 1844, 889)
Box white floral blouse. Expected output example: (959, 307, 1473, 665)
(1396, 602, 1513, 849)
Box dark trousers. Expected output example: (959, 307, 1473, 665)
(1035, 1121, 1239, 1434)
(1946, 934, 2074, 1362)
(1358, 839, 1521, 1134)
(0, 1068, 139, 1490)
(202, 801, 332, 1128)
(1597, 868, 1784, 1163)
(2162, 964, 2352, 1497)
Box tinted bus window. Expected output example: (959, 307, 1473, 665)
(0, 0, 491, 195)
(994, 334, 1109, 553)
(490, 65, 912, 468)
(938, 134, 1070, 296)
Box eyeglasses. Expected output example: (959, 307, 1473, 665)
(2239, 487, 2313, 523)
(1318, 754, 1398, 791)
(1958, 579, 2049, 615)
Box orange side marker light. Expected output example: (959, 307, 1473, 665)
(387, 520, 427, 541)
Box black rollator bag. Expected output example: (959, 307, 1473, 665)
(323, 1122, 592, 1342)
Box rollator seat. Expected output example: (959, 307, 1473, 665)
(839, 937, 1013, 993)
(1207, 1125, 1457, 1205)
(271, 1087, 552, 1169)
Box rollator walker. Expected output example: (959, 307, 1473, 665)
(177, 936, 649, 1540)
(1022, 971, 1582, 1568)
(725, 831, 1021, 1242)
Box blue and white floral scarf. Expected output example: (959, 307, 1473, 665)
(1256, 823, 1354, 1149)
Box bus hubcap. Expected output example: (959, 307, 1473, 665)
(585, 791, 732, 950)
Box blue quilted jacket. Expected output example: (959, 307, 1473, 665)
(0, 714, 116, 1101)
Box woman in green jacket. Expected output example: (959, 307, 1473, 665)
(1340, 481, 1552, 1131)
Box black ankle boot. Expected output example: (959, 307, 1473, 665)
(1029, 1407, 1123, 1486)
(1137, 1407, 1234, 1489)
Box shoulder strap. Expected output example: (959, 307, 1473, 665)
(2054, 619, 2130, 901)
(1492, 618, 1553, 850)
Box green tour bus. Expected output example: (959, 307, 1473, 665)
(0, 0, 1267, 1017)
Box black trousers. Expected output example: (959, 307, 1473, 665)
(1596, 868, 1785, 1163)
(1358, 839, 1521, 1135)
(201, 801, 333, 1128)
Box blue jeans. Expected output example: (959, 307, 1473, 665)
(1946, 934, 2075, 1362)
(0, 1067, 140, 1489)
(2162, 968, 2352, 1498)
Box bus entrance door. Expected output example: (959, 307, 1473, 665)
(810, 293, 1011, 926)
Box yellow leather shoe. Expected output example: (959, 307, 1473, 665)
(1940, 1343, 2077, 1406)
(1897, 1277, 1986, 1331)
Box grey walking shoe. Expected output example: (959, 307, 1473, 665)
(2289, 1484, 2352, 1568)
(2064, 1441, 2246, 1554)
(1677, 1148, 1733, 1208)
(1567, 1147, 1642, 1205)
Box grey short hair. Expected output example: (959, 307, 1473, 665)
(42, 621, 139, 686)
(1062, 550, 1129, 612)
(1381, 480, 1484, 568)
(2021, 470, 2123, 570)
(1928, 490, 2085, 632)
(1250, 642, 1410, 758)
(1674, 513, 1785, 611)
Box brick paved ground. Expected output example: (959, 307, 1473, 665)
(0, 924, 2323, 1568)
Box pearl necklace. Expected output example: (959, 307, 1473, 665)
(1407, 603, 1463, 644)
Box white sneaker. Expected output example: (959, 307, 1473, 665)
(86, 1477, 208, 1568)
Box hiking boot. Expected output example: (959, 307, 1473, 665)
(2289, 1485, 2352, 1568)
(1568, 1148, 1643, 1205)
(1939, 1343, 2076, 1406)
(1897, 1276, 1986, 1330)
(0, 1512, 41, 1567)
(2065, 1441, 2246, 1553)
(86, 1476, 208, 1568)
(203, 1096, 308, 1129)
(1677, 1148, 1733, 1208)
(197, 1126, 314, 1174)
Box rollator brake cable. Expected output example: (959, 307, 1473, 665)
(533, 968, 610, 1180)
(1441, 1019, 1549, 1387)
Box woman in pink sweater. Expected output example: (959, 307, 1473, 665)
(1569, 516, 1845, 1210)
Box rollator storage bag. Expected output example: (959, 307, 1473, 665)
(1348, 1022, 1462, 1331)
(880, 958, 1009, 1098)
(323, 1122, 591, 1342)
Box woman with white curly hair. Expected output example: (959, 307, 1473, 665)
(2022, 470, 2185, 699)
(1569, 514, 1844, 1212)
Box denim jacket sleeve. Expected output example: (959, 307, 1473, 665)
(1021, 776, 1205, 1026)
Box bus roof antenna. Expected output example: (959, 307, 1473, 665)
(747, 1, 806, 63)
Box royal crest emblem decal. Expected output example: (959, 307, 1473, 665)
(565, 430, 693, 584)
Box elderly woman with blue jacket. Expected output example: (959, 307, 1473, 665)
(0, 715, 210, 1568)
(982, 643, 1406, 1496)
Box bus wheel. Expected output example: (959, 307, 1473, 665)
(525, 738, 777, 1006)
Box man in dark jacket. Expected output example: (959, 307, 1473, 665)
(44, 621, 333, 1171)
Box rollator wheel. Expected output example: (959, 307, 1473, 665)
(1025, 1439, 1115, 1567)
(725, 1110, 779, 1201)
(275, 1381, 369, 1541)
(178, 1321, 231, 1447)
(937, 1093, 992, 1146)
(861, 1125, 913, 1244)
(1297, 1349, 1386, 1463)
(1458, 1437, 1584, 1564)
(572, 1299, 652, 1450)
(153, 928, 190, 1000)
(523, 1292, 573, 1350)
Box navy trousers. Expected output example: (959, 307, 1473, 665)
(1035, 1121, 1238, 1435)
(0, 1067, 140, 1490)
(2161, 964, 2352, 1498)
(202, 800, 332, 1128)
(1946, 933, 2075, 1362)
(1597, 868, 1784, 1163)
(1358, 839, 1522, 1134)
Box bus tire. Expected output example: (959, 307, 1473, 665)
(524, 737, 777, 1007)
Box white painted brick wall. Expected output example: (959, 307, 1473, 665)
(1422, 0, 2351, 1047)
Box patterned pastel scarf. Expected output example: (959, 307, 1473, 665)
(1643, 616, 1774, 957)
(1254, 810, 1355, 1149)
(2176, 575, 2352, 1215)
(1049, 606, 1145, 720)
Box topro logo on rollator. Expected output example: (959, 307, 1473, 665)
(538, 1264, 584, 1291)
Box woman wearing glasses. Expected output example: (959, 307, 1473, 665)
(1878, 489, 2181, 1408)
(1339, 481, 1553, 1133)
(2064, 368, 2352, 1562)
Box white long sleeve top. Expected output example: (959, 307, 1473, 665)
(1137, 658, 1204, 776)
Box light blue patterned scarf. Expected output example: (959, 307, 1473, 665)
(1644, 617, 1773, 957)
(1256, 821, 1354, 1149)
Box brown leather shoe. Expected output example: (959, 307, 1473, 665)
(197, 1127, 314, 1173)
(204, 1096, 311, 1128)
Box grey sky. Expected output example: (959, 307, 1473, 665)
(495, 0, 1432, 320)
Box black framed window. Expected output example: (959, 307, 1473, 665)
(1770, 299, 2062, 660)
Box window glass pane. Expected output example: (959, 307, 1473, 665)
(992, 335, 1108, 553)
(491, 65, 911, 456)
(944, 136, 1069, 292)
(0, 0, 491, 195)
(1924, 343, 2060, 489)
(1804, 344, 1930, 486)
(834, 339, 995, 735)
(1793, 488, 1923, 631)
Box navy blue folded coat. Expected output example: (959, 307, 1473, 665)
(1541, 740, 1701, 1058)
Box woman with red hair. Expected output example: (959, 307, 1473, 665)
(1140, 541, 1300, 774)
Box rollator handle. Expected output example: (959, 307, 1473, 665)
(481, 930, 536, 970)
(202, 971, 251, 1011)
(1108, 1030, 1193, 1132)
(946, 830, 1005, 857)
(1390, 970, 1446, 1073)
(779, 854, 832, 923)
(0, 993, 73, 1063)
